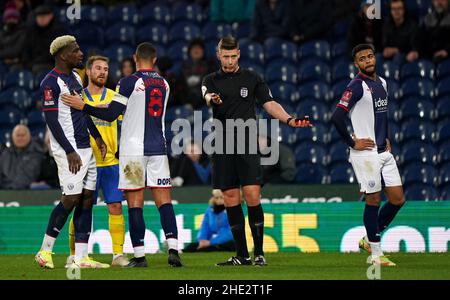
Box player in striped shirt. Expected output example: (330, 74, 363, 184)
(35, 35, 109, 269)
(61, 42, 183, 268)
(331, 44, 406, 266)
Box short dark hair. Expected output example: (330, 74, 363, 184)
(352, 44, 375, 59)
(217, 36, 239, 51)
(86, 55, 109, 69)
(135, 42, 157, 60)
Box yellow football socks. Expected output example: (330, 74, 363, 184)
(109, 214, 125, 255)
(69, 216, 75, 256)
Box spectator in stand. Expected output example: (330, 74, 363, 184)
(347, 0, 383, 53)
(0, 5, 26, 70)
(170, 140, 211, 186)
(120, 57, 136, 77)
(31, 129, 59, 189)
(290, 0, 333, 44)
(183, 189, 235, 252)
(382, 0, 420, 63)
(180, 38, 216, 109)
(23, 4, 66, 74)
(0, 125, 43, 189)
(418, 0, 450, 63)
(250, 0, 291, 43)
(210, 0, 256, 23)
(259, 134, 296, 184)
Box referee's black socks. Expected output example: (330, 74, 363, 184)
(226, 204, 250, 258)
(248, 204, 264, 257)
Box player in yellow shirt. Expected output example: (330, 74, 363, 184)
(66, 55, 129, 267)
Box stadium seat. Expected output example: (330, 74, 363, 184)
(436, 77, 450, 98)
(108, 5, 139, 24)
(388, 121, 402, 144)
(436, 120, 450, 144)
(329, 162, 356, 184)
(265, 63, 297, 85)
(296, 99, 330, 123)
(332, 60, 358, 82)
(436, 59, 450, 80)
(106, 61, 121, 86)
(0, 109, 23, 129)
(328, 19, 349, 42)
(4, 70, 34, 91)
(298, 60, 331, 83)
(331, 41, 348, 59)
(295, 122, 328, 145)
(0, 88, 33, 111)
(294, 142, 328, 165)
(234, 22, 251, 39)
(398, 98, 435, 121)
(34, 72, 48, 89)
(387, 99, 400, 122)
(172, 2, 203, 24)
(239, 39, 265, 65)
(167, 41, 189, 62)
(268, 82, 299, 104)
(400, 78, 434, 99)
(26, 111, 45, 127)
(165, 105, 194, 123)
(440, 185, 450, 200)
(439, 163, 450, 187)
(400, 142, 437, 166)
(438, 142, 450, 165)
(400, 59, 435, 80)
(0, 128, 11, 145)
(377, 61, 400, 81)
(298, 40, 330, 62)
(400, 119, 435, 143)
(264, 38, 297, 62)
(404, 184, 439, 201)
(140, 3, 171, 25)
(169, 21, 201, 43)
(276, 124, 297, 146)
(328, 142, 349, 166)
(203, 22, 233, 41)
(103, 44, 134, 63)
(331, 79, 349, 100)
(72, 23, 105, 47)
(239, 60, 264, 76)
(436, 97, 450, 120)
(298, 81, 330, 101)
(137, 24, 169, 45)
(30, 126, 46, 141)
(402, 163, 438, 186)
(81, 5, 106, 25)
(295, 163, 328, 184)
(105, 23, 135, 45)
(386, 80, 400, 100)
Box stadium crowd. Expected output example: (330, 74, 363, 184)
(0, 0, 449, 200)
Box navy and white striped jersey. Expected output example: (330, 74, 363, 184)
(113, 69, 170, 156)
(40, 68, 91, 154)
(336, 72, 389, 154)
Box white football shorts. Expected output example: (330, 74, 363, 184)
(118, 155, 172, 190)
(349, 150, 402, 193)
(53, 147, 97, 195)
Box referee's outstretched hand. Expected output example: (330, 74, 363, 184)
(289, 116, 313, 128)
(210, 93, 222, 105)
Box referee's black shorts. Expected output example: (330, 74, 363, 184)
(212, 153, 263, 190)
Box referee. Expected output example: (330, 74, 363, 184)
(201, 36, 311, 266)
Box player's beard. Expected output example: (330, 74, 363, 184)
(91, 76, 106, 88)
(360, 65, 376, 77)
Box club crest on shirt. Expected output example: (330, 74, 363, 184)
(44, 88, 53, 101)
(240, 87, 248, 98)
(368, 180, 376, 188)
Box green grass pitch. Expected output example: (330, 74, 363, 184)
(1, 252, 449, 280)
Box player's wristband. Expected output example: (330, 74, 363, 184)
(286, 117, 294, 126)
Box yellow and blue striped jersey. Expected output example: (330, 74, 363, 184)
(83, 87, 121, 167)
